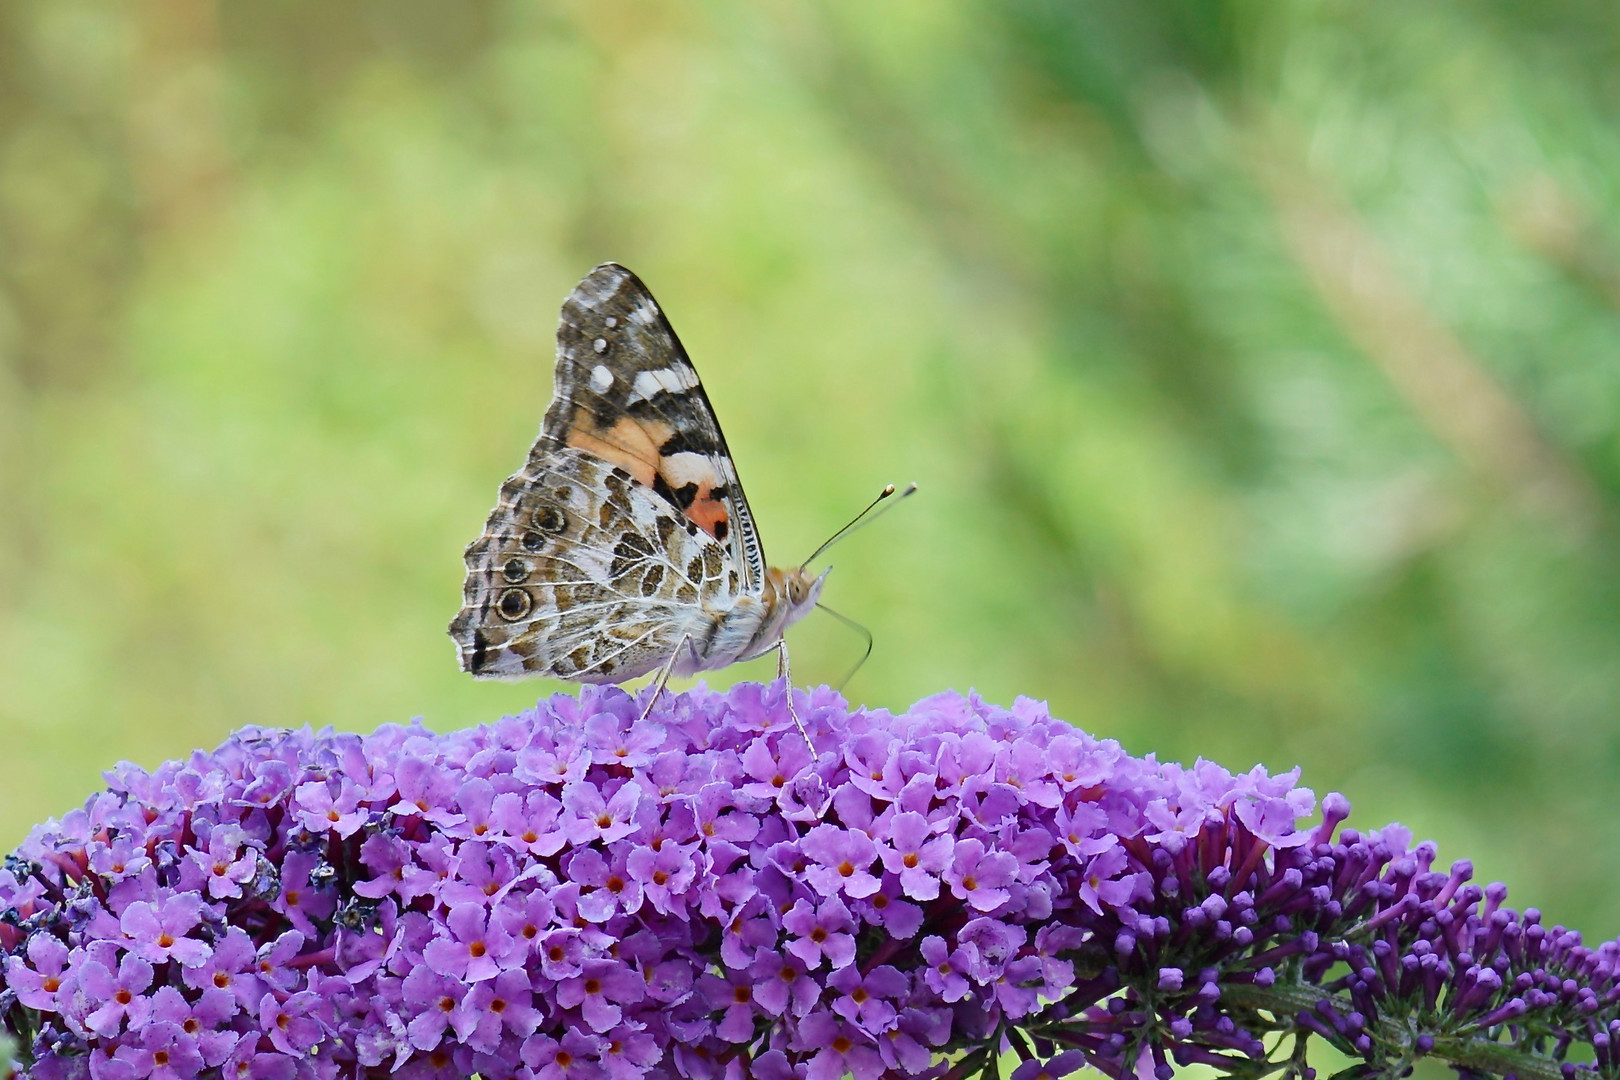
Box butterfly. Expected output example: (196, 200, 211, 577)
(448, 263, 831, 691)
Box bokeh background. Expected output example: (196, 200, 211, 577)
(4, 2, 1620, 943)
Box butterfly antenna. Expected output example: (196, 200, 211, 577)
(815, 602, 874, 690)
(800, 482, 918, 569)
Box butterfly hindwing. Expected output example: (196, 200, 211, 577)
(449, 447, 739, 682)
(542, 263, 766, 593)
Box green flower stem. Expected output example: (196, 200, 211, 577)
(1221, 982, 1566, 1080)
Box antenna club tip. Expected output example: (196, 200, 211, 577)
(802, 480, 916, 566)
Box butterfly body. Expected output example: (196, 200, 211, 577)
(449, 263, 826, 684)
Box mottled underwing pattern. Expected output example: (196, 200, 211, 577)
(450, 263, 825, 684)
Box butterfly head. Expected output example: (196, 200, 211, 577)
(769, 565, 831, 626)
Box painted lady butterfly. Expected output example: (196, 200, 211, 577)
(449, 263, 831, 691)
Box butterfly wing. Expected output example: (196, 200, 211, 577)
(449, 447, 740, 681)
(540, 263, 766, 593)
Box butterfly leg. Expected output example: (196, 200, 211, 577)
(638, 635, 691, 723)
(773, 639, 816, 756)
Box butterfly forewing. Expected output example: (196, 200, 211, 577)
(542, 264, 766, 592)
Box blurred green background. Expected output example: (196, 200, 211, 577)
(4, 1, 1620, 941)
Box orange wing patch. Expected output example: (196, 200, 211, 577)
(562, 405, 732, 543)
(562, 410, 664, 489)
(680, 480, 731, 543)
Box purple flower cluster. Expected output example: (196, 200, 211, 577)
(1037, 798, 1620, 1080)
(0, 682, 1614, 1080)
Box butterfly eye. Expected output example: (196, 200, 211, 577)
(502, 558, 529, 583)
(534, 505, 567, 534)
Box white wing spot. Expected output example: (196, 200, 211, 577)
(604, 316, 618, 329)
(593, 338, 608, 354)
(662, 451, 720, 489)
(590, 364, 613, 392)
(628, 300, 659, 328)
(630, 366, 699, 404)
